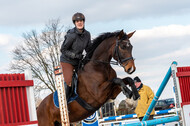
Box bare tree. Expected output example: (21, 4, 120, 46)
(10, 19, 65, 94)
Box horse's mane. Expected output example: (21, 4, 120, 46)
(84, 31, 123, 61)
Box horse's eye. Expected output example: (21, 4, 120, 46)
(120, 44, 127, 49)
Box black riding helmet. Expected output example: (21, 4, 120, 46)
(72, 12, 85, 24)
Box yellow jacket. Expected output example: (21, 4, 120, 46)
(135, 84, 155, 118)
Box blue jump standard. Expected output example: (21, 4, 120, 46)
(142, 61, 177, 121)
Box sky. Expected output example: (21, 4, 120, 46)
(0, 0, 190, 102)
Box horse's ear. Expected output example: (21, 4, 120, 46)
(127, 30, 136, 39)
(117, 30, 124, 40)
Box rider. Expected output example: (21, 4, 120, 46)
(60, 12, 92, 101)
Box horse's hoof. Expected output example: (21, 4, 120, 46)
(129, 91, 133, 98)
(133, 94, 140, 100)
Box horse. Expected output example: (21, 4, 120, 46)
(37, 30, 139, 126)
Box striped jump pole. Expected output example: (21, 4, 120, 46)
(123, 115, 179, 126)
(54, 66, 70, 126)
(142, 61, 178, 121)
(99, 108, 177, 122)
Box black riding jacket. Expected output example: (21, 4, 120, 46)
(60, 27, 91, 66)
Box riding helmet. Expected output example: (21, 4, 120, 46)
(72, 12, 85, 24)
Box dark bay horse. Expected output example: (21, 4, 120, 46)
(37, 30, 139, 126)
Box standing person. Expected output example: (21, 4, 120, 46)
(134, 76, 155, 121)
(60, 12, 91, 101)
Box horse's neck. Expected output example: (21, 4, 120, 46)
(91, 38, 115, 62)
(83, 37, 116, 82)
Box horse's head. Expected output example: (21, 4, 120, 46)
(113, 30, 136, 74)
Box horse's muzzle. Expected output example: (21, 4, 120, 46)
(124, 61, 136, 74)
(126, 66, 136, 74)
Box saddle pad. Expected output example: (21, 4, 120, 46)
(53, 90, 59, 108)
(53, 90, 78, 108)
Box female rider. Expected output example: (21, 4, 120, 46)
(60, 12, 91, 101)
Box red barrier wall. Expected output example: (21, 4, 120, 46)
(0, 73, 37, 126)
(177, 67, 190, 107)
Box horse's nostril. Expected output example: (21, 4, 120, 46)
(127, 66, 135, 74)
(128, 68, 132, 72)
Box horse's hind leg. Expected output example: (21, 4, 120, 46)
(37, 110, 54, 126)
(37, 94, 58, 126)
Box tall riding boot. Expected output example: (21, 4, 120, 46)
(64, 82, 71, 102)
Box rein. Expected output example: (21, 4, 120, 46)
(85, 59, 119, 65)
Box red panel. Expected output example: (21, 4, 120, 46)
(15, 87, 22, 122)
(0, 88, 4, 124)
(23, 87, 30, 121)
(0, 80, 34, 87)
(11, 87, 18, 123)
(0, 120, 38, 126)
(0, 73, 25, 81)
(177, 67, 190, 104)
(181, 102, 190, 107)
(20, 87, 26, 122)
(2, 88, 9, 123)
(0, 73, 36, 125)
(177, 71, 190, 77)
(7, 88, 14, 123)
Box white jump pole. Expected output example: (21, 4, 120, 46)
(171, 62, 185, 126)
(54, 66, 70, 126)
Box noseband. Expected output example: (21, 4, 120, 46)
(113, 39, 133, 67)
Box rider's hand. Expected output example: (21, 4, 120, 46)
(64, 50, 76, 59)
(75, 54, 83, 59)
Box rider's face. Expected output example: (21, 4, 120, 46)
(75, 20, 84, 30)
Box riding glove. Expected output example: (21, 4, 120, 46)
(75, 54, 83, 59)
(64, 50, 83, 59)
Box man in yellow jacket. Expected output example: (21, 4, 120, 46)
(134, 76, 155, 121)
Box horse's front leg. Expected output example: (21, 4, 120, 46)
(112, 78, 133, 98)
(123, 77, 140, 100)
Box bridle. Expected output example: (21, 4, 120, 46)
(83, 38, 134, 67)
(113, 38, 134, 67)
